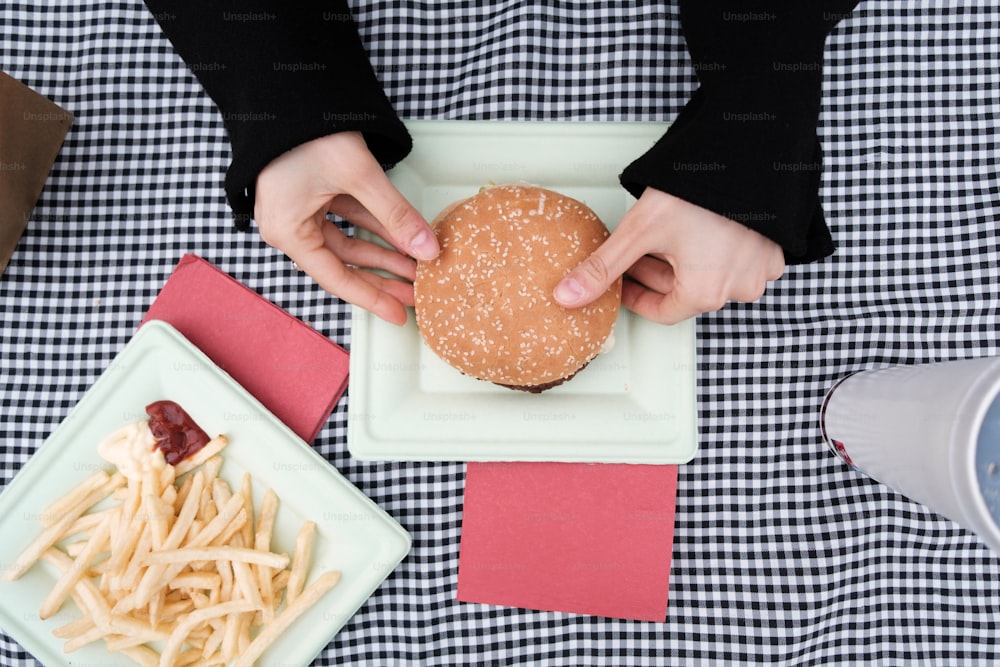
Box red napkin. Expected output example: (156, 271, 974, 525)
(140, 254, 349, 443)
(458, 462, 678, 622)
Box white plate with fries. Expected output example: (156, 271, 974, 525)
(0, 320, 411, 667)
(349, 120, 698, 464)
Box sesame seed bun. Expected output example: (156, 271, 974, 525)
(413, 184, 622, 392)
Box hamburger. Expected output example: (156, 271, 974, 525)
(413, 184, 621, 392)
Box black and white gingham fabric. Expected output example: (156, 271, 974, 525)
(2, 1, 1000, 665)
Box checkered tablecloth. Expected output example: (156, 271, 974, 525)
(2, 1, 999, 665)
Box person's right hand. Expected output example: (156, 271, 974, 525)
(553, 188, 785, 324)
(254, 131, 439, 325)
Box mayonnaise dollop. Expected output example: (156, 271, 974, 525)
(599, 329, 616, 355)
(97, 421, 167, 481)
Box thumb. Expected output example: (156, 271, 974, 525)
(553, 225, 644, 308)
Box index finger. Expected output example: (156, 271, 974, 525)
(622, 278, 701, 326)
(553, 214, 651, 308)
(349, 166, 439, 261)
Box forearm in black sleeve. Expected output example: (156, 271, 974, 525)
(620, 1, 860, 264)
(142, 0, 410, 222)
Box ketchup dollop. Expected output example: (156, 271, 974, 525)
(145, 400, 211, 466)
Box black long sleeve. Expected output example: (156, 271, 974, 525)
(142, 0, 410, 224)
(620, 1, 861, 264)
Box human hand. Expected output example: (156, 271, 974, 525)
(254, 131, 439, 325)
(552, 188, 785, 324)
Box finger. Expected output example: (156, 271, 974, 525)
(729, 278, 769, 303)
(350, 268, 416, 307)
(717, 254, 784, 303)
(289, 244, 410, 326)
(552, 218, 650, 308)
(622, 279, 702, 326)
(349, 168, 439, 261)
(766, 244, 786, 281)
(625, 255, 675, 296)
(327, 195, 400, 250)
(320, 223, 417, 281)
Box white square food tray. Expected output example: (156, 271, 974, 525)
(0, 321, 411, 666)
(348, 120, 697, 464)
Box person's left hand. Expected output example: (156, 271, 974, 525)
(254, 131, 439, 325)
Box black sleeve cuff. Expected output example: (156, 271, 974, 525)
(620, 85, 832, 264)
(143, 0, 411, 224)
(620, 1, 860, 264)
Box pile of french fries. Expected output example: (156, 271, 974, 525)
(1, 427, 341, 667)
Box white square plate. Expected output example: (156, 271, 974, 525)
(348, 120, 697, 464)
(0, 320, 411, 666)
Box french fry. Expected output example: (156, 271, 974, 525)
(51, 614, 93, 639)
(210, 478, 231, 509)
(61, 624, 107, 653)
(199, 456, 224, 492)
(173, 435, 227, 476)
(149, 586, 166, 627)
(190, 493, 247, 548)
(159, 461, 176, 492)
(233, 571, 342, 667)
(160, 483, 177, 509)
(216, 558, 233, 603)
(287, 521, 316, 605)
(142, 493, 172, 551)
(254, 490, 278, 550)
(63, 540, 88, 559)
(174, 472, 196, 512)
(117, 525, 152, 603)
(237, 612, 252, 653)
(254, 488, 278, 620)
(107, 478, 143, 574)
(158, 599, 258, 667)
(141, 468, 162, 506)
(39, 515, 112, 619)
(238, 472, 254, 550)
(119, 645, 160, 667)
(39, 548, 112, 628)
(66, 505, 117, 537)
(232, 559, 264, 611)
(208, 512, 246, 549)
(2, 475, 123, 582)
(271, 568, 290, 597)
(176, 648, 204, 667)
(221, 610, 242, 663)
(39, 471, 109, 528)
(169, 571, 221, 591)
(166, 471, 204, 550)
(161, 596, 195, 622)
